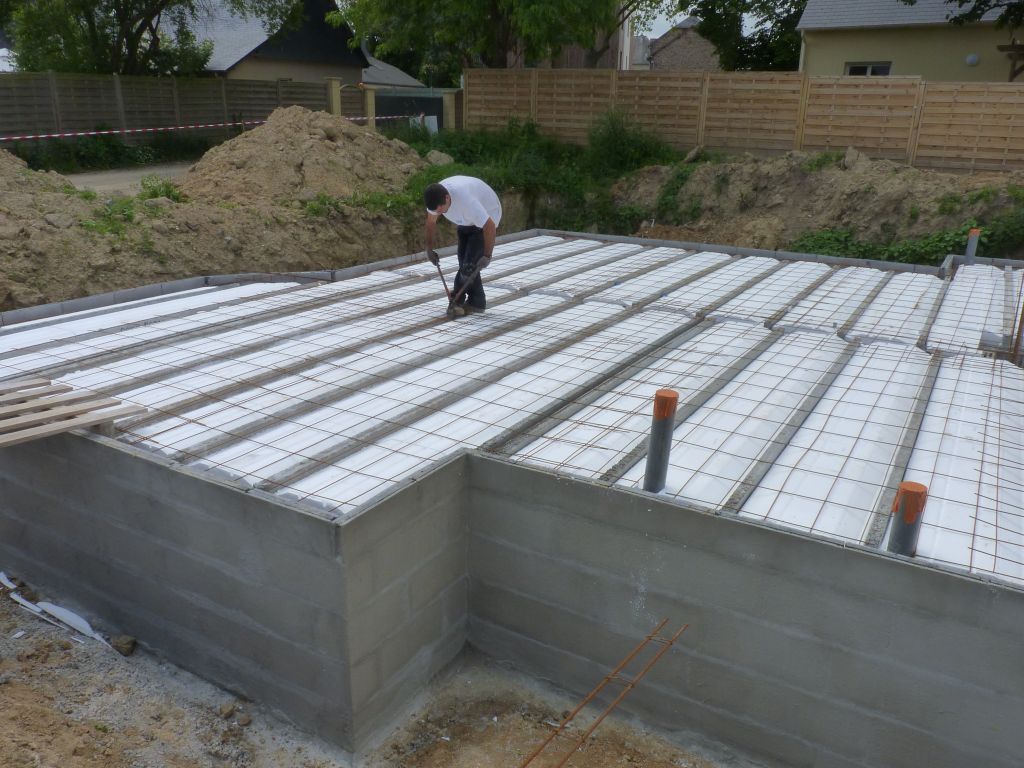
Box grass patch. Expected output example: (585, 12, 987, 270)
(967, 186, 998, 205)
(139, 175, 183, 203)
(935, 193, 963, 215)
(802, 151, 843, 172)
(81, 197, 135, 236)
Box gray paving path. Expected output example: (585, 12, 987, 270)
(65, 161, 193, 195)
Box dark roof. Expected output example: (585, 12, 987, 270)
(190, 0, 366, 72)
(798, 0, 1000, 30)
(674, 16, 701, 30)
(360, 42, 425, 87)
(0, 27, 12, 49)
(251, 0, 364, 67)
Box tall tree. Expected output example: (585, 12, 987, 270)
(686, 0, 806, 71)
(331, 0, 675, 86)
(898, 0, 1024, 27)
(8, 0, 298, 75)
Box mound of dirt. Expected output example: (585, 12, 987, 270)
(177, 105, 427, 206)
(618, 149, 1024, 251)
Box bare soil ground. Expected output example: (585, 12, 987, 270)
(0, 584, 756, 768)
(615, 149, 1024, 252)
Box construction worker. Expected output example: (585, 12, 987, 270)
(424, 175, 502, 315)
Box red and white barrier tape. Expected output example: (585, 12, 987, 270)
(0, 114, 420, 142)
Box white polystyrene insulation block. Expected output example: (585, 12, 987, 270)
(647, 256, 779, 315)
(0, 281, 446, 380)
(583, 251, 734, 308)
(488, 242, 648, 291)
(534, 246, 694, 297)
(738, 342, 933, 543)
(130, 291, 557, 450)
(926, 265, 1005, 353)
(616, 332, 851, 509)
(192, 294, 601, 483)
(709, 261, 832, 324)
(774, 267, 888, 334)
(279, 309, 693, 514)
(393, 237, 593, 277)
(513, 321, 773, 479)
(904, 355, 1024, 587)
(846, 272, 944, 345)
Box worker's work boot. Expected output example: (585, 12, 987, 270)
(446, 305, 467, 318)
(463, 305, 485, 315)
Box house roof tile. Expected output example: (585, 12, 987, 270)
(798, 0, 1000, 31)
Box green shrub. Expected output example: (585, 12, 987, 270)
(10, 130, 212, 173)
(585, 111, 677, 179)
(655, 163, 698, 223)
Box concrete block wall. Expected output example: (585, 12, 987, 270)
(0, 435, 356, 748)
(0, 433, 468, 755)
(338, 460, 468, 749)
(466, 455, 1024, 768)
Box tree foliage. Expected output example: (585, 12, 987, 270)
(7, 0, 298, 75)
(686, 0, 806, 71)
(898, 0, 1024, 27)
(330, 0, 675, 86)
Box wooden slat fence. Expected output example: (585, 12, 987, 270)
(0, 73, 363, 141)
(465, 69, 1024, 172)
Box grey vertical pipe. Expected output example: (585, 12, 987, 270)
(964, 228, 981, 265)
(886, 482, 927, 556)
(643, 389, 678, 493)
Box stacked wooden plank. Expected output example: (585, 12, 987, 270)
(0, 378, 144, 450)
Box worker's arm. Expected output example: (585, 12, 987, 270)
(480, 218, 496, 268)
(425, 213, 439, 264)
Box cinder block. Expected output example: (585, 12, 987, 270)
(377, 600, 443, 686)
(346, 580, 409, 662)
(409, 540, 466, 613)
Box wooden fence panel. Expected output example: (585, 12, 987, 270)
(533, 69, 614, 143)
(614, 71, 702, 149)
(224, 79, 280, 120)
(703, 72, 803, 151)
(464, 69, 533, 130)
(279, 80, 328, 111)
(802, 76, 920, 159)
(0, 74, 56, 136)
(916, 82, 1024, 171)
(53, 74, 120, 130)
(340, 86, 364, 118)
(120, 76, 177, 129)
(175, 78, 229, 123)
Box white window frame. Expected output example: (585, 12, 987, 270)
(844, 61, 892, 76)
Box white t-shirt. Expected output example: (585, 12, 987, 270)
(439, 176, 502, 228)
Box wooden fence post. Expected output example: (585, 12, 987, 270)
(794, 73, 811, 150)
(171, 77, 181, 125)
(906, 80, 928, 166)
(696, 71, 710, 147)
(276, 78, 283, 106)
(364, 87, 376, 131)
(112, 73, 128, 133)
(442, 92, 456, 131)
(47, 71, 62, 132)
(530, 69, 538, 121)
(220, 77, 230, 138)
(463, 73, 470, 129)
(609, 68, 618, 107)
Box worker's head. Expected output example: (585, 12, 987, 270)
(424, 183, 451, 215)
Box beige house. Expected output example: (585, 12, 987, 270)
(649, 17, 720, 72)
(798, 0, 1016, 81)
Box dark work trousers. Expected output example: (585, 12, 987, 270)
(454, 225, 486, 310)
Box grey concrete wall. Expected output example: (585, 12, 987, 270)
(339, 460, 468, 750)
(0, 432, 468, 755)
(0, 434, 356, 749)
(466, 455, 1024, 768)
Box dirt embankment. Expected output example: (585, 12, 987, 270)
(618, 149, 1024, 252)
(0, 107, 525, 312)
